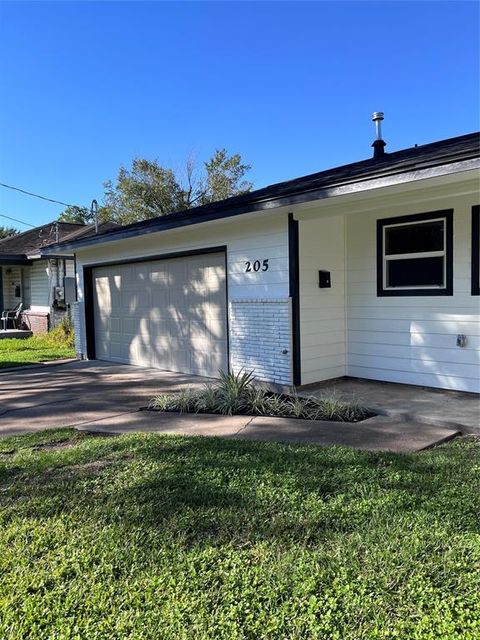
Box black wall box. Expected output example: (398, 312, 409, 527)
(319, 270, 331, 288)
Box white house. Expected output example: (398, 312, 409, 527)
(0, 221, 117, 332)
(45, 130, 480, 393)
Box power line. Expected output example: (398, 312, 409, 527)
(0, 181, 84, 208)
(0, 212, 36, 228)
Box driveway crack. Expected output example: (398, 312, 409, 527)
(233, 416, 255, 437)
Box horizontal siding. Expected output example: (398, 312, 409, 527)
(29, 260, 50, 309)
(77, 216, 289, 303)
(75, 214, 290, 364)
(346, 189, 480, 393)
(299, 215, 346, 385)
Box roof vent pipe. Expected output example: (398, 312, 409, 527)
(371, 111, 386, 159)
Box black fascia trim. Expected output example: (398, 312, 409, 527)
(81, 246, 228, 362)
(223, 248, 231, 374)
(288, 213, 301, 386)
(472, 205, 480, 295)
(42, 149, 479, 255)
(83, 266, 96, 360)
(0, 254, 32, 266)
(376, 209, 454, 297)
(82, 245, 227, 270)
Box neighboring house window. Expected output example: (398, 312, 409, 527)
(472, 205, 480, 296)
(377, 209, 453, 296)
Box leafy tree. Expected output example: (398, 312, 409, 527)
(101, 149, 252, 225)
(58, 205, 94, 224)
(0, 226, 19, 239)
(101, 159, 183, 225)
(197, 149, 252, 206)
(58, 149, 253, 226)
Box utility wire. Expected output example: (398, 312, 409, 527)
(0, 212, 36, 228)
(0, 181, 84, 208)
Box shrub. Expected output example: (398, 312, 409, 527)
(47, 317, 74, 348)
(150, 370, 371, 423)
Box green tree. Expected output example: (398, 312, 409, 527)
(58, 205, 94, 224)
(101, 149, 253, 225)
(197, 148, 252, 206)
(0, 226, 19, 239)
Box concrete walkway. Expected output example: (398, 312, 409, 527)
(0, 360, 209, 437)
(0, 361, 465, 452)
(300, 378, 480, 433)
(78, 411, 460, 453)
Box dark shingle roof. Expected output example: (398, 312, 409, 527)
(0, 222, 85, 256)
(0, 221, 121, 257)
(45, 131, 480, 252)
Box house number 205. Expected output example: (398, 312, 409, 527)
(245, 259, 269, 272)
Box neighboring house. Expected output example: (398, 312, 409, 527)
(0, 221, 118, 333)
(45, 130, 480, 393)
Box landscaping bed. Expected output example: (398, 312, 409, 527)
(149, 370, 374, 422)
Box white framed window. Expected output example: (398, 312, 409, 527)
(377, 210, 453, 297)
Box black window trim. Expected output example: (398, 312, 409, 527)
(377, 209, 453, 297)
(472, 205, 480, 296)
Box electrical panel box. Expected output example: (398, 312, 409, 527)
(54, 286, 65, 303)
(63, 277, 76, 304)
(318, 270, 331, 288)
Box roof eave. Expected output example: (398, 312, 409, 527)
(42, 155, 480, 254)
(0, 254, 33, 266)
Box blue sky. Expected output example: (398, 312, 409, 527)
(0, 1, 478, 229)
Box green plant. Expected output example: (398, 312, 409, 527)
(47, 316, 75, 348)
(214, 369, 256, 415)
(150, 371, 370, 423)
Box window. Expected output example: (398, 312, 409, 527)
(472, 205, 480, 296)
(377, 210, 453, 296)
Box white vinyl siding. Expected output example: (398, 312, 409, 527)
(1, 266, 23, 309)
(29, 260, 51, 310)
(347, 192, 480, 393)
(298, 216, 346, 384)
(75, 214, 291, 380)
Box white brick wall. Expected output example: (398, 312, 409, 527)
(229, 299, 292, 385)
(72, 301, 85, 357)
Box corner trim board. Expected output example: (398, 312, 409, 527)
(288, 213, 301, 386)
(472, 205, 480, 296)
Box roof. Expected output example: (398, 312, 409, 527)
(0, 222, 85, 256)
(58, 221, 120, 243)
(45, 131, 480, 253)
(0, 220, 120, 259)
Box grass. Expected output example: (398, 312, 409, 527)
(0, 429, 478, 639)
(0, 320, 75, 368)
(151, 370, 371, 422)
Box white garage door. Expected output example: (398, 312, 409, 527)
(93, 252, 228, 377)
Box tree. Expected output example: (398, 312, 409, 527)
(58, 205, 94, 224)
(100, 149, 253, 225)
(0, 226, 19, 240)
(197, 149, 252, 206)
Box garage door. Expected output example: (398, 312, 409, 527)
(93, 252, 228, 377)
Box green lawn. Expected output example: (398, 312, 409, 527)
(0, 429, 478, 639)
(0, 335, 75, 368)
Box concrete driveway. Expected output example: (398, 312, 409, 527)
(0, 360, 208, 437)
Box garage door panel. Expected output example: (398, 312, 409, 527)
(93, 252, 228, 377)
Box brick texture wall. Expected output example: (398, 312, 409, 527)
(229, 299, 292, 386)
(20, 310, 49, 334)
(72, 302, 85, 357)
